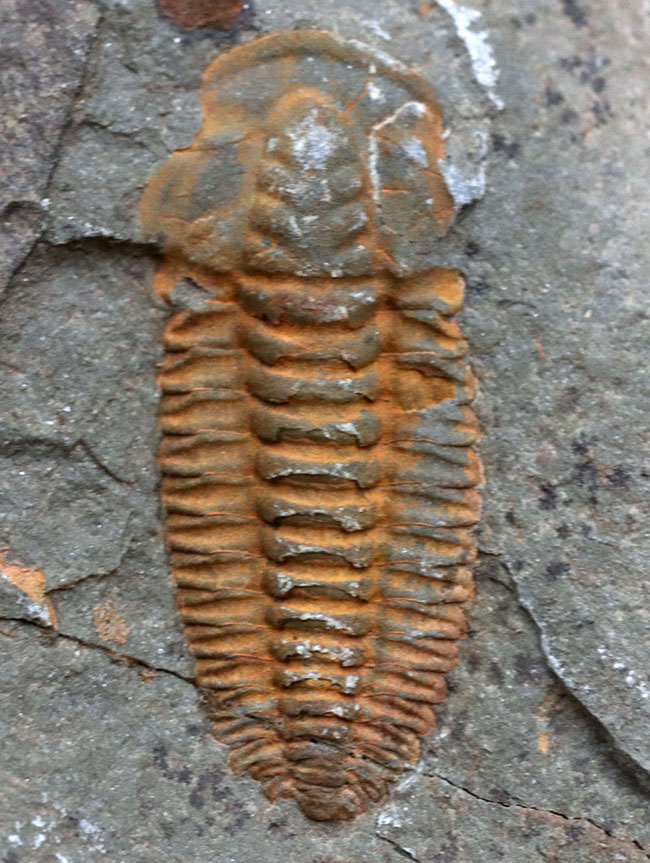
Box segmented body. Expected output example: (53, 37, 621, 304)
(142, 31, 482, 821)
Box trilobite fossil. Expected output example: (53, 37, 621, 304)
(141, 30, 482, 821)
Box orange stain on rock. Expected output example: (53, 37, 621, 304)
(0, 551, 58, 627)
(159, 0, 244, 30)
(93, 600, 131, 646)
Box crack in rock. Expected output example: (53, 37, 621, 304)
(0, 615, 195, 689)
(425, 768, 650, 858)
(45, 527, 134, 596)
(42, 12, 104, 200)
(0, 434, 134, 486)
(0, 9, 103, 299)
(486, 551, 650, 790)
(377, 833, 422, 863)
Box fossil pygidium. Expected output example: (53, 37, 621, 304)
(141, 30, 482, 821)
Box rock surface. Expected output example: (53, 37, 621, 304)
(0, 0, 99, 294)
(1, 0, 649, 859)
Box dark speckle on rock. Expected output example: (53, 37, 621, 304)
(561, 0, 588, 28)
(545, 88, 565, 106)
(491, 133, 520, 159)
(538, 481, 558, 510)
(607, 466, 631, 487)
(466, 650, 481, 674)
(153, 742, 193, 785)
(591, 99, 613, 125)
(433, 844, 459, 863)
(559, 55, 583, 72)
(571, 433, 596, 458)
(545, 561, 572, 581)
(566, 824, 587, 840)
(572, 461, 600, 503)
(488, 661, 505, 686)
(514, 653, 545, 683)
(188, 766, 233, 808)
(561, 108, 579, 124)
(189, 778, 208, 810)
(466, 278, 493, 296)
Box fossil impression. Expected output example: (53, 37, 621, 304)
(141, 30, 482, 821)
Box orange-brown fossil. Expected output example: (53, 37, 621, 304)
(141, 31, 482, 821)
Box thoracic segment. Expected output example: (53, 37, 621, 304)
(158, 266, 481, 821)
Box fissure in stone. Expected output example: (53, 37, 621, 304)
(140, 30, 483, 821)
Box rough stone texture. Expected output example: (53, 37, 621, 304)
(377, 772, 649, 863)
(0, 0, 99, 295)
(1, 0, 649, 858)
(463, 0, 650, 782)
(0, 242, 192, 676)
(423, 564, 650, 852)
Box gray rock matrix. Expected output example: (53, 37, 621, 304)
(1, 0, 649, 860)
